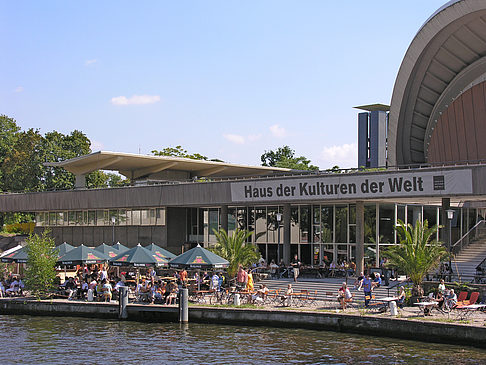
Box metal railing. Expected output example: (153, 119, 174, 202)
(451, 220, 486, 255)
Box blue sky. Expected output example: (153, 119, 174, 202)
(0, 1, 447, 169)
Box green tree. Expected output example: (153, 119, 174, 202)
(41, 130, 92, 190)
(261, 145, 319, 170)
(1, 128, 44, 192)
(152, 145, 208, 160)
(24, 230, 58, 299)
(211, 228, 259, 278)
(385, 219, 447, 297)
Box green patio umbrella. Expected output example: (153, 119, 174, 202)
(111, 242, 129, 253)
(109, 244, 160, 267)
(55, 242, 74, 258)
(57, 244, 109, 265)
(144, 243, 176, 266)
(95, 243, 120, 259)
(1, 246, 28, 264)
(168, 244, 229, 269)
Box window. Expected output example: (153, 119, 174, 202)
(156, 208, 166, 226)
(335, 206, 348, 243)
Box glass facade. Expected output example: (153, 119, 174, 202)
(36, 208, 166, 227)
(36, 204, 478, 266)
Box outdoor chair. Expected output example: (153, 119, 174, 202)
(456, 291, 468, 305)
(455, 292, 479, 308)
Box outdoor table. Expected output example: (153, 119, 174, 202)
(455, 304, 486, 320)
(376, 297, 399, 312)
(414, 301, 438, 316)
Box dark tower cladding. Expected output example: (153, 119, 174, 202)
(355, 104, 389, 169)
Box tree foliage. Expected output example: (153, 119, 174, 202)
(385, 219, 447, 297)
(152, 145, 209, 160)
(24, 230, 58, 299)
(210, 228, 259, 278)
(261, 145, 319, 170)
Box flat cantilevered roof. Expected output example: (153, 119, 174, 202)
(44, 151, 291, 179)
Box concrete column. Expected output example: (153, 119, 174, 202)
(179, 288, 188, 322)
(220, 205, 228, 232)
(441, 198, 450, 245)
(118, 286, 128, 319)
(283, 203, 291, 265)
(356, 201, 365, 274)
(75, 174, 86, 189)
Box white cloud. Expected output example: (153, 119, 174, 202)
(14, 86, 24, 93)
(269, 124, 286, 138)
(85, 59, 97, 66)
(320, 143, 357, 169)
(111, 94, 161, 106)
(247, 134, 262, 142)
(223, 134, 245, 145)
(90, 140, 105, 152)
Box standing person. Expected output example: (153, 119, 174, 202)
(237, 265, 247, 289)
(291, 254, 301, 282)
(438, 279, 446, 295)
(359, 273, 373, 307)
(211, 272, 219, 292)
(246, 269, 254, 291)
(179, 268, 188, 287)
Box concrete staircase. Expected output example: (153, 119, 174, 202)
(255, 277, 399, 305)
(452, 237, 486, 280)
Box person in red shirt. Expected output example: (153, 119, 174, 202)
(179, 269, 188, 287)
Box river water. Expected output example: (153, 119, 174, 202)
(1, 315, 485, 364)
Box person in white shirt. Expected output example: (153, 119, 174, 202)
(0, 281, 5, 297)
(6, 278, 19, 296)
(338, 282, 353, 310)
(211, 273, 219, 291)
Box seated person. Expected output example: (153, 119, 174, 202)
(397, 286, 406, 308)
(64, 277, 77, 299)
(337, 282, 353, 310)
(101, 279, 113, 302)
(372, 273, 382, 288)
(436, 292, 445, 309)
(77, 280, 88, 299)
(6, 277, 20, 296)
(0, 280, 5, 297)
(280, 284, 293, 306)
(114, 278, 125, 292)
(447, 288, 457, 308)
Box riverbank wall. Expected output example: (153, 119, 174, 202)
(1, 298, 485, 348)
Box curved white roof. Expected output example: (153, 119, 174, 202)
(389, 0, 486, 165)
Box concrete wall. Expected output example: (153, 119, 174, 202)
(3, 165, 486, 214)
(1, 299, 485, 348)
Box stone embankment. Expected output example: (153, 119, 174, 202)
(1, 298, 485, 348)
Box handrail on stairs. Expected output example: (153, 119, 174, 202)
(450, 220, 486, 254)
(449, 220, 486, 283)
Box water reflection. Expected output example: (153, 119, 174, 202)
(0, 315, 484, 364)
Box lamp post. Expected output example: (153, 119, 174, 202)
(446, 209, 454, 282)
(111, 216, 116, 245)
(276, 212, 282, 265)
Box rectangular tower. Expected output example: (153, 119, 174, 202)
(355, 104, 390, 169)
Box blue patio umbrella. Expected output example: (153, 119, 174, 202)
(1, 246, 28, 264)
(95, 243, 121, 259)
(57, 244, 109, 265)
(169, 244, 229, 269)
(144, 243, 176, 266)
(111, 242, 129, 253)
(55, 242, 74, 258)
(109, 244, 160, 267)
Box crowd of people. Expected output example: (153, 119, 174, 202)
(0, 271, 25, 297)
